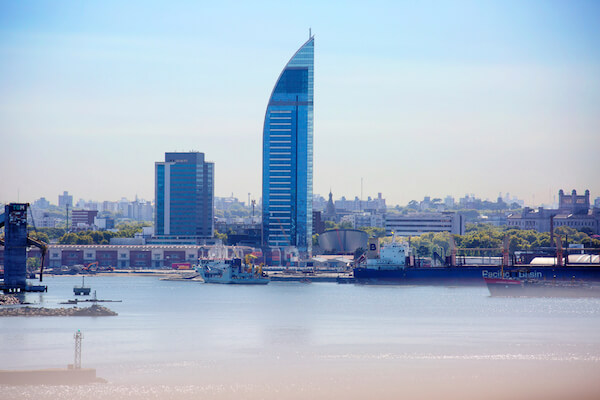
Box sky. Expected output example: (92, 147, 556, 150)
(1, 0, 599, 207)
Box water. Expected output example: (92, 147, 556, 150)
(1, 275, 600, 399)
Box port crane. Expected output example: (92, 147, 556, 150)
(0, 203, 48, 292)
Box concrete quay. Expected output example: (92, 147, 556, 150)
(0, 368, 105, 385)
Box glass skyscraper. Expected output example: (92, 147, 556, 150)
(155, 152, 214, 241)
(262, 36, 314, 256)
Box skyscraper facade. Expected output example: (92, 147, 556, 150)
(262, 36, 314, 255)
(155, 152, 214, 240)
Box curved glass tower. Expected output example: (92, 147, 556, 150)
(262, 36, 314, 256)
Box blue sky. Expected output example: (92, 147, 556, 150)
(1, 1, 599, 206)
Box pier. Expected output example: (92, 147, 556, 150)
(0, 368, 104, 385)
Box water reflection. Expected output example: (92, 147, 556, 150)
(1, 276, 599, 399)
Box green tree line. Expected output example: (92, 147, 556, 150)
(24, 222, 152, 245)
(400, 224, 600, 258)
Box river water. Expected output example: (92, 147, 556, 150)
(1, 275, 600, 399)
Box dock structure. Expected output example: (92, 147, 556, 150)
(268, 272, 353, 283)
(0, 329, 105, 385)
(0, 368, 102, 385)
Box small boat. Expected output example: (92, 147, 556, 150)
(196, 258, 269, 284)
(485, 277, 600, 298)
(73, 277, 91, 295)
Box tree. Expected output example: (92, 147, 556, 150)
(580, 226, 595, 236)
(339, 221, 353, 229)
(76, 234, 93, 245)
(324, 221, 339, 230)
(354, 247, 366, 260)
(312, 234, 319, 246)
(115, 221, 151, 238)
(59, 233, 79, 244)
(27, 257, 41, 271)
(417, 245, 430, 257)
(31, 227, 66, 240)
(214, 230, 227, 244)
(357, 227, 386, 238)
(28, 231, 49, 244)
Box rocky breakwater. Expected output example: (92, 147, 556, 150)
(0, 294, 22, 305)
(0, 304, 118, 317)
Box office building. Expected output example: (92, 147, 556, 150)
(262, 35, 314, 255)
(386, 212, 465, 236)
(155, 152, 214, 241)
(58, 191, 73, 208)
(71, 209, 98, 231)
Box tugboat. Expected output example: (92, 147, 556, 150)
(73, 276, 91, 295)
(196, 258, 269, 285)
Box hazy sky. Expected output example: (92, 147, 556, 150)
(1, 0, 599, 207)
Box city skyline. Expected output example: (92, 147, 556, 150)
(1, 1, 599, 207)
(3, 185, 598, 211)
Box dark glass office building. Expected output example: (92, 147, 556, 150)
(262, 36, 314, 255)
(155, 152, 214, 240)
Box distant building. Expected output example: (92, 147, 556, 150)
(312, 194, 327, 212)
(42, 244, 251, 269)
(29, 209, 58, 228)
(94, 217, 115, 230)
(507, 207, 555, 232)
(444, 196, 455, 208)
(58, 191, 73, 208)
(214, 196, 246, 210)
(312, 211, 325, 235)
(459, 194, 481, 209)
(71, 209, 98, 231)
(334, 194, 386, 213)
(479, 212, 508, 227)
(557, 189, 591, 214)
(507, 190, 599, 234)
(341, 212, 385, 229)
(225, 223, 262, 248)
(130, 199, 153, 221)
(101, 201, 119, 213)
(154, 152, 214, 242)
(553, 213, 598, 233)
(33, 197, 50, 209)
(323, 191, 337, 221)
(386, 212, 465, 236)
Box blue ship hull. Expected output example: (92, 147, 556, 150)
(353, 265, 600, 285)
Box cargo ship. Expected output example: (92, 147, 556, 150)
(353, 239, 600, 285)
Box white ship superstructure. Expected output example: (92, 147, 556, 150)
(196, 258, 269, 284)
(363, 238, 409, 270)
